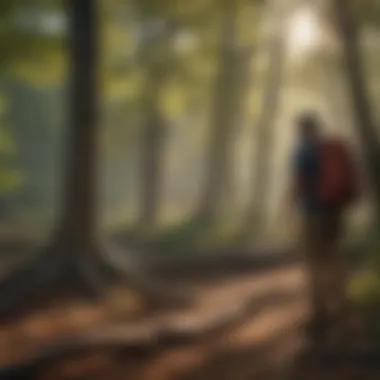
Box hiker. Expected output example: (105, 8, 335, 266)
(290, 112, 360, 342)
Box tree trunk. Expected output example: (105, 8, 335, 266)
(333, 0, 380, 215)
(0, 0, 192, 318)
(199, 1, 240, 219)
(247, 21, 285, 233)
(223, 50, 254, 210)
(139, 72, 166, 227)
(59, 0, 99, 245)
(0, 0, 102, 315)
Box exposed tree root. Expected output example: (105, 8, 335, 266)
(100, 241, 193, 308)
(0, 289, 301, 379)
(0, 237, 193, 320)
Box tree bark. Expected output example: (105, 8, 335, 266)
(223, 50, 254, 210)
(199, 1, 241, 219)
(0, 1, 103, 317)
(333, 0, 380, 215)
(247, 21, 285, 233)
(59, 0, 99, 245)
(138, 71, 166, 227)
(0, 0, 190, 316)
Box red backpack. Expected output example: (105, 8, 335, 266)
(317, 137, 360, 209)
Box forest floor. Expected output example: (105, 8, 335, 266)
(0, 260, 379, 380)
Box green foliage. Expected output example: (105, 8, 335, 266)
(0, 94, 22, 195)
(0, 0, 265, 227)
(351, 0, 380, 25)
(349, 272, 380, 307)
(0, 0, 64, 85)
(112, 211, 249, 254)
(348, 222, 380, 317)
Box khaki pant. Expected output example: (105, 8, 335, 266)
(302, 209, 347, 335)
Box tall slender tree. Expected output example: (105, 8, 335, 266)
(247, 14, 285, 233)
(199, 0, 241, 219)
(138, 60, 168, 227)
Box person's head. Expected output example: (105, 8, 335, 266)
(296, 112, 321, 143)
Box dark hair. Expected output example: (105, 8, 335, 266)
(296, 112, 320, 135)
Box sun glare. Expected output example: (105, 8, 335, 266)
(287, 7, 319, 58)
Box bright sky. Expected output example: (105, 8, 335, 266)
(287, 6, 320, 59)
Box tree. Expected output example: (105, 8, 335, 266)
(0, 0, 188, 315)
(199, 0, 244, 219)
(134, 0, 229, 226)
(139, 99, 167, 226)
(0, 0, 104, 313)
(136, 20, 173, 227)
(333, 0, 380, 215)
(247, 10, 285, 234)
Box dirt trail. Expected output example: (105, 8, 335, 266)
(33, 265, 309, 380)
(131, 299, 306, 380)
(3, 263, 376, 380)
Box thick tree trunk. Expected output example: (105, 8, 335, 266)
(247, 22, 285, 232)
(199, 1, 240, 219)
(59, 0, 99, 244)
(0, 1, 102, 317)
(0, 0, 190, 316)
(333, 0, 380, 215)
